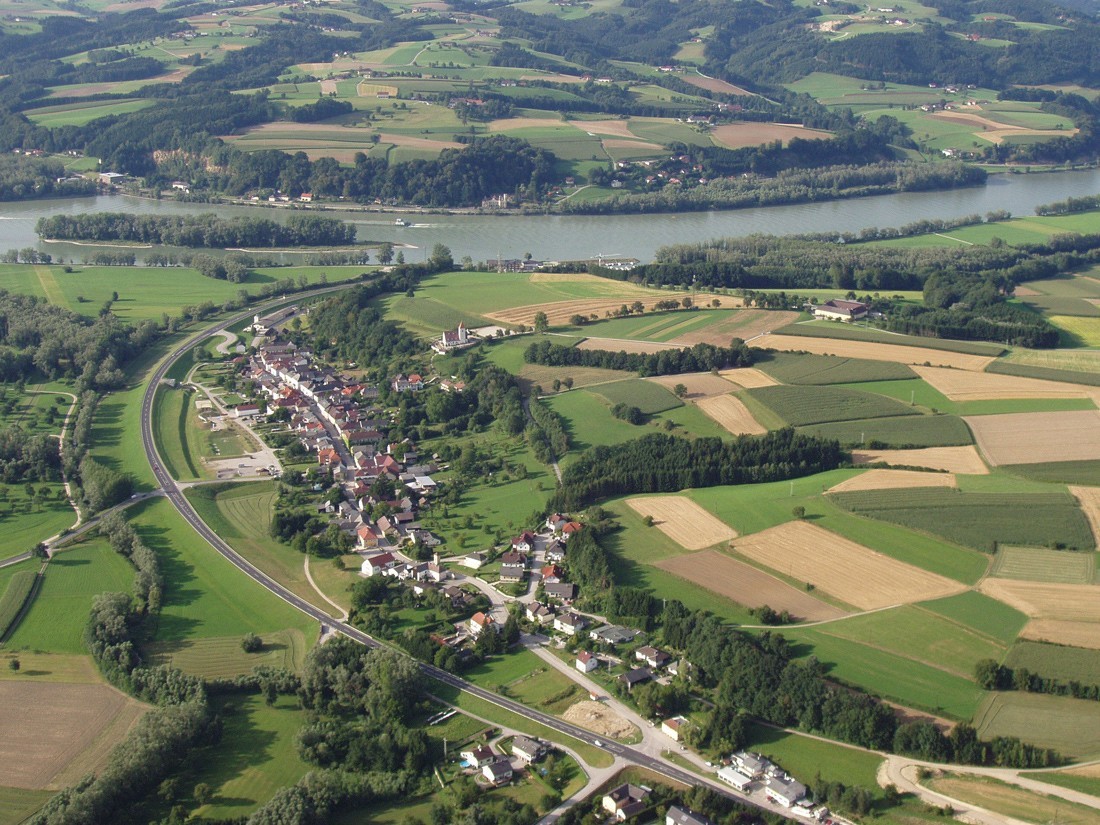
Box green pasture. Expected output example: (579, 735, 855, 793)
(0, 569, 36, 640)
(177, 694, 311, 821)
(774, 320, 1005, 355)
(974, 692, 1100, 760)
(152, 386, 205, 481)
(466, 649, 586, 717)
(754, 351, 916, 384)
(1000, 460, 1100, 486)
(24, 98, 155, 127)
(1035, 771, 1100, 799)
(990, 546, 1095, 583)
(0, 483, 74, 554)
(1006, 641, 1100, 684)
(829, 488, 1095, 552)
(4, 540, 134, 654)
(744, 384, 921, 426)
(777, 626, 987, 719)
(127, 497, 316, 644)
(0, 787, 53, 825)
(833, 377, 1097, 416)
(813, 604, 1007, 678)
(185, 482, 352, 617)
(919, 591, 1028, 646)
(589, 379, 683, 414)
(145, 628, 309, 679)
(378, 292, 493, 337)
(787, 71, 996, 108)
(798, 413, 974, 447)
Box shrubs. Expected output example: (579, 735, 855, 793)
(241, 632, 264, 653)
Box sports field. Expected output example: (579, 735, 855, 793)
(729, 520, 965, 610)
(0, 681, 147, 790)
(966, 410, 1100, 465)
(655, 549, 847, 621)
(624, 496, 737, 549)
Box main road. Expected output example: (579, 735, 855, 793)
(139, 287, 791, 819)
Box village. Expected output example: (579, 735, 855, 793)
(224, 307, 841, 824)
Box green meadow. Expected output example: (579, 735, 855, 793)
(833, 377, 1097, 416)
(1005, 641, 1100, 684)
(974, 692, 1100, 761)
(919, 591, 1029, 645)
(0, 483, 74, 556)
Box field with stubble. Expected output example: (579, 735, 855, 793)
(625, 495, 737, 549)
(827, 469, 956, 493)
(730, 521, 966, 610)
(851, 446, 989, 474)
(696, 394, 767, 435)
(913, 365, 1100, 402)
(966, 410, 1100, 465)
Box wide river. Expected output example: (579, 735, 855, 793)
(1, 169, 1098, 264)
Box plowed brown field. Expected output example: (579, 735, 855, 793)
(656, 549, 848, 621)
(625, 496, 737, 549)
(731, 521, 965, 610)
(852, 446, 989, 475)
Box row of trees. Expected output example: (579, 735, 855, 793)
(35, 212, 359, 249)
(551, 429, 846, 510)
(523, 338, 755, 377)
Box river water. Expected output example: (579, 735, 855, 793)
(1, 169, 1098, 264)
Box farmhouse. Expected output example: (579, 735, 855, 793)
(813, 299, 868, 322)
(360, 552, 395, 576)
(602, 783, 650, 820)
(511, 735, 546, 764)
(667, 806, 716, 825)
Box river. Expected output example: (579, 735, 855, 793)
(1, 169, 1097, 264)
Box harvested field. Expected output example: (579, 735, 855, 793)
(655, 549, 848, 621)
(979, 579, 1100, 622)
(577, 337, 682, 355)
(487, 116, 561, 132)
(519, 364, 632, 393)
(486, 299, 694, 327)
(990, 546, 1095, 584)
(979, 128, 1079, 144)
(0, 682, 147, 790)
(757, 336, 997, 371)
(718, 368, 780, 389)
(731, 521, 965, 610)
(670, 310, 799, 345)
(1022, 620, 1100, 650)
(1071, 485, 1100, 545)
(1013, 286, 1042, 296)
(913, 365, 1100, 402)
(827, 469, 956, 493)
(966, 410, 1100, 466)
(567, 119, 635, 138)
(625, 495, 737, 550)
(696, 394, 767, 435)
(603, 138, 664, 152)
(681, 74, 754, 96)
(852, 446, 989, 474)
(710, 123, 831, 149)
(563, 701, 636, 740)
(319, 79, 338, 95)
(648, 372, 737, 398)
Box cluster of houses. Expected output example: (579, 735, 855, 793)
(717, 752, 820, 814)
(600, 787, 720, 824)
(458, 736, 548, 787)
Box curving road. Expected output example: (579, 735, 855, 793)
(140, 289, 785, 818)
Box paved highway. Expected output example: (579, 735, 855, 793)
(140, 289, 790, 818)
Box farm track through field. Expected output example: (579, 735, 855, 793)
(32, 265, 64, 307)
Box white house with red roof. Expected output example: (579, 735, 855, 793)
(360, 552, 396, 576)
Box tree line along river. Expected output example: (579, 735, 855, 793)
(0, 168, 1097, 265)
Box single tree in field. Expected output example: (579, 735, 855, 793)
(533, 311, 549, 333)
(8, 658, 20, 672)
(193, 783, 212, 806)
(674, 383, 688, 398)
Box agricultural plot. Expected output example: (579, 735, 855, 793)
(754, 352, 916, 385)
(590, 379, 683, 414)
(926, 774, 1100, 825)
(912, 365, 1100, 403)
(745, 384, 921, 426)
(655, 549, 848, 621)
(974, 691, 1100, 760)
(920, 591, 1029, 646)
(965, 410, 1100, 466)
(624, 496, 737, 549)
(710, 122, 831, 149)
(695, 394, 767, 435)
(1006, 641, 1100, 684)
(829, 489, 1095, 553)
(1002, 461, 1100, 486)
(770, 324, 1001, 368)
(1051, 314, 1100, 347)
(802, 414, 976, 447)
(144, 629, 310, 679)
(852, 445, 988, 474)
(647, 372, 738, 398)
(669, 309, 799, 346)
(826, 469, 956, 493)
(839, 375, 1095, 417)
(717, 367, 779, 389)
(1071, 486, 1100, 545)
(1021, 620, 1100, 650)
(990, 546, 1094, 584)
(729, 520, 965, 610)
(0, 681, 147, 790)
(576, 337, 680, 355)
(0, 570, 37, 641)
(979, 579, 1100, 623)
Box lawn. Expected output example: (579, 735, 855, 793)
(4, 540, 134, 655)
(777, 626, 988, 719)
(185, 482, 351, 617)
(829, 489, 1095, 553)
(0, 483, 75, 555)
(745, 385, 921, 426)
(919, 591, 1028, 646)
(798, 414, 975, 447)
(973, 692, 1100, 760)
(754, 351, 916, 385)
(127, 497, 317, 645)
(465, 649, 587, 718)
(152, 385, 205, 481)
(745, 722, 885, 798)
(176, 694, 312, 821)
